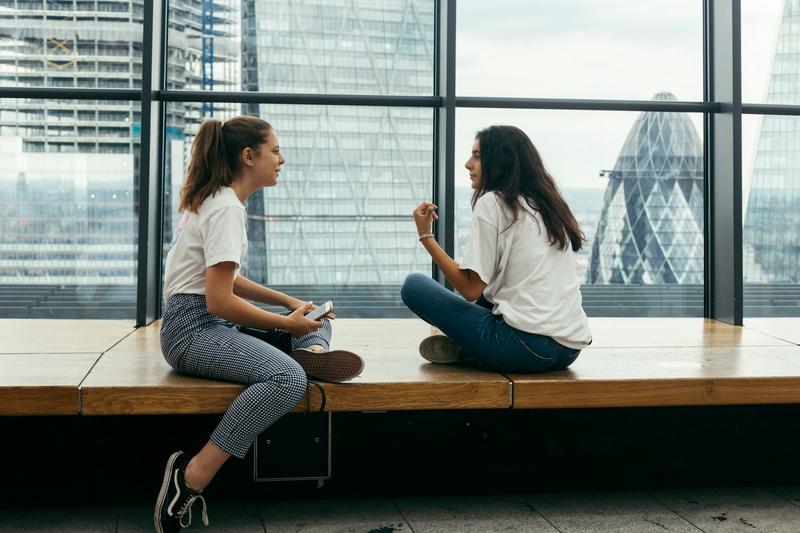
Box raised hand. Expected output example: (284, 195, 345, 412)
(413, 201, 439, 235)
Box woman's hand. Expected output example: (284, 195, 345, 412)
(284, 303, 324, 337)
(413, 201, 438, 235)
(287, 298, 335, 319)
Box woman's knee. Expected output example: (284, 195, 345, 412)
(286, 360, 308, 402)
(254, 359, 307, 401)
(401, 272, 432, 308)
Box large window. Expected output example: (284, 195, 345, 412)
(0, 1, 793, 322)
(166, 0, 435, 95)
(163, 103, 433, 288)
(0, 1, 144, 88)
(741, 0, 800, 318)
(457, 0, 703, 101)
(456, 108, 705, 317)
(0, 98, 138, 318)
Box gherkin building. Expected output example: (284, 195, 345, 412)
(588, 92, 704, 284)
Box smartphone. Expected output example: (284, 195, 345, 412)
(305, 300, 333, 321)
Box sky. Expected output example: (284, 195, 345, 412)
(452, 0, 785, 194)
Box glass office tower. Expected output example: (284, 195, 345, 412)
(743, 0, 800, 284)
(0, 0, 237, 290)
(236, 0, 435, 285)
(588, 92, 704, 285)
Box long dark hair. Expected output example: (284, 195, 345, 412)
(473, 125, 584, 252)
(180, 115, 272, 213)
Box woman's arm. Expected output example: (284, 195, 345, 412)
(233, 274, 305, 310)
(206, 262, 321, 337)
(413, 202, 487, 301)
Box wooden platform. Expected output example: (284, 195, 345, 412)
(745, 318, 800, 346)
(3, 318, 800, 416)
(80, 320, 512, 415)
(0, 320, 133, 415)
(0, 353, 101, 415)
(509, 319, 800, 408)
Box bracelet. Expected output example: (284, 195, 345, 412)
(418, 232, 434, 241)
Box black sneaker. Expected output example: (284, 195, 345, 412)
(418, 335, 473, 364)
(290, 348, 364, 383)
(154, 450, 209, 533)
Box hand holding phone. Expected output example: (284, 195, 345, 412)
(305, 300, 333, 321)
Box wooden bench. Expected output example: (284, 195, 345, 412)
(0, 319, 134, 415)
(3, 317, 800, 416)
(509, 318, 800, 408)
(79, 319, 512, 414)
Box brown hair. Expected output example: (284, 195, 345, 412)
(473, 125, 584, 252)
(179, 115, 272, 213)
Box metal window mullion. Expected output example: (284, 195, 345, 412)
(457, 97, 714, 113)
(703, 0, 712, 319)
(155, 90, 441, 107)
(433, 0, 456, 287)
(743, 103, 800, 115)
(0, 88, 141, 100)
(136, 0, 167, 326)
(707, 0, 743, 325)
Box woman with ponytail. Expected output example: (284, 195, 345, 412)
(154, 116, 363, 533)
(402, 125, 592, 373)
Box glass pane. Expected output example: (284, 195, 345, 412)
(166, 0, 435, 95)
(0, 0, 144, 88)
(456, 104, 705, 317)
(0, 98, 138, 318)
(743, 114, 800, 317)
(163, 103, 433, 317)
(742, 0, 796, 104)
(457, 0, 703, 101)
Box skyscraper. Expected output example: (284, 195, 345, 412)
(236, 0, 435, 285)
(0, 0, 238, 288)
(588, 92, 704, 285)
(743, 0, 800, 284)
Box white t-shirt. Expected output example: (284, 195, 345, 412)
(460, 191, 592, 350)
(162, 187, 248, 302)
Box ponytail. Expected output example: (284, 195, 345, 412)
(180, 115, 272, 213)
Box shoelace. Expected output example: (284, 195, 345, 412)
(177, 493, 209, 528)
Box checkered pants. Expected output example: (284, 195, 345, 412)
(160, 294, 332, 458)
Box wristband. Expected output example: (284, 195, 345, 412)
(418, 232, 435, 241)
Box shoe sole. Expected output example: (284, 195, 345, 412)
(419, 335, 466, 363)
(291, 349, 365, 383)
(154, 451, 182, 533)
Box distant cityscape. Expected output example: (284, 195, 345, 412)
(0, 0, 798, 319)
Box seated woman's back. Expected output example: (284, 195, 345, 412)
(462, 191, 590, 350)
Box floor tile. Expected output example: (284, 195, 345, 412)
(655, 487, 800, 532)
(118, 502, 264, 532)
(395, 494, 557, 532)
(260, 498, 411, 533)
(528, 491, 700, 532)
(0, 506, 116, 533)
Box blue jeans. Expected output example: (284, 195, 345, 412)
(400, 273, 580, 373)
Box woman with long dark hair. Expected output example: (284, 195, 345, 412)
(154, 115, 363, 532)
(402, 125, 591, 373)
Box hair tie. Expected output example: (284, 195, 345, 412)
(219, 119, 225, 128)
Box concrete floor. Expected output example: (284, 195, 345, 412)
(4, 486, 800, 532)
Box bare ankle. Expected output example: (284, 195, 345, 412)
(183, 458, 206, 492)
